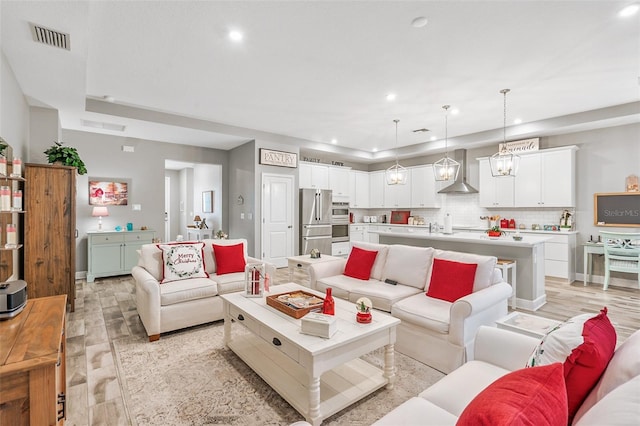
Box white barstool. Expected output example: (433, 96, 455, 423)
(497, 259, 517, 309)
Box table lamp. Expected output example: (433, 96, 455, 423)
(193, 215, 202, 228)
(92, 206, 109, 231)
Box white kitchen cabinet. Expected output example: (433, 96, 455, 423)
(299, 162, 329, 189)
(329, 166, 350, 201)
(384, 177, 411, 208)
(514, 147, 577, 207)
(478, 158, 515, 207)
(331, 241, 350, 257)
(348, 171, 370, 208)
(349, 224, 367, 243)
(369, 171, 385, 209)
(367, 225, 379, 243)
(410, 165, 441, 208)
(520, 231, 576, 282)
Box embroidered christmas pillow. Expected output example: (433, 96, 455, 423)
(157, 242, 209, 283)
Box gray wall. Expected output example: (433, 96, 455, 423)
(228, 140, 256, 254)
(1, 50, 28, 158)
(26, 128, 231, 272)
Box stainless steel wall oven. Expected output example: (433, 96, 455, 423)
(331, 202, 350, 242)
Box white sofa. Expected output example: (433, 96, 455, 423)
(308, 241, 512, 373)
(132, 238, 274, 341)
(374, 326, 640, 425)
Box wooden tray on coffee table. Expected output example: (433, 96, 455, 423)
(266, 290, 324, 319)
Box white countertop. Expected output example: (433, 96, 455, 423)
(368, 229, 552, 247)
(351, 222, 578, 235)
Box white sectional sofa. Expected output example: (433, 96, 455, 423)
(374, 326, 640, 425)
(132, 238, 274, 341)
(308, 241, 512, 373)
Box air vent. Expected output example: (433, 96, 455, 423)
(30, 23, 70, 50)
(412, 128, 430, 133)
(81, 120, 126, 132)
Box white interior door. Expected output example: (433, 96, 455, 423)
(261, 173, 294, 268)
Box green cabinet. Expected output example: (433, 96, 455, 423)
(87, 230, 155, 282)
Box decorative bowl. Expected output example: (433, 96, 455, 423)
(512, 235, 523, 241)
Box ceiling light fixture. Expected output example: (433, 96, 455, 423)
(433, 105, 460, 182)
(514, 118, 522, 124)
(489, 89, 520, 177)
(331, 138, 337, 144)
(386, 93, 396, 101)
(228, 30, 243, 42)
(385, 119, 408, 185)
(451, 108, 460, 115)
(619, 3, 639, 17)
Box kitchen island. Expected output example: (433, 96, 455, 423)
(369, 228, 551, 311)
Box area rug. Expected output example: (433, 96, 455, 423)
(113, 323, 445, 425)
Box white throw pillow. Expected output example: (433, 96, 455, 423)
(382, 245, 434, 289)
(157, 242, 209, 283)
(140, 243, 163, 281)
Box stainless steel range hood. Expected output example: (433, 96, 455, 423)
(438, 149, 478, 194)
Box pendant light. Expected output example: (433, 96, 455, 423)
(433, 105, 460, 181)
(489, 89, 520, 177)
(385, 119, 408, 185)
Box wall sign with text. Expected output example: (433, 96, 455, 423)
(259, 148, 298, 168)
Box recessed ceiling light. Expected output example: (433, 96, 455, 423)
(514, 118, 523, 124)
(619, 3, 639, 17)
(331, 138, 337, 144)
(228, 30, 243, 42)
(451, 108, 459, 115)
(430, 136, 437, 141)
(103, 95, 115, 103)
(411, 17, 428, 28)
(386, 93, 396, 101)
(373, 148, 378, 152)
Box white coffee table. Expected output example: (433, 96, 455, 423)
(221, 283, 400, 426)
(496, 311, 562, 339)
(287, 254, 342, 282)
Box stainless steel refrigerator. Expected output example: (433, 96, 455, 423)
(299, 188, 332, 255)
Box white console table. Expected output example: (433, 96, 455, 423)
(87, 230, 156, 282)
(186, 228, 212, 241)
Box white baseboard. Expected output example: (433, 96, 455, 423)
(76, 271, 87, 280)
(576, 273, 639, 290)
(516, 294, 547, 312)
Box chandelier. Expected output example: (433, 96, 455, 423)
(433, 105, 460, 181)
(489, 89, 520, 177)
(385, 119, 408, 185)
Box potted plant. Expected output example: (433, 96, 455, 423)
(43, 141, 87, 175)
(486, 225, 504, 237)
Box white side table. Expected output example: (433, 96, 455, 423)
(287, 254, 343, 284)
(496, 311, 562, 339)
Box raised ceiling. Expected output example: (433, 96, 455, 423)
(2, 1, 639, 163)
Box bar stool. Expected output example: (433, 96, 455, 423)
(496, 259, 517, 309)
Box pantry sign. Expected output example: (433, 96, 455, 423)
(259, 148, 298, 168)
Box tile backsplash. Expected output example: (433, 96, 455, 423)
(352, 193, 573, 230)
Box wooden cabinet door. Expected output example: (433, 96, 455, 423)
(24, 164, 76, 311)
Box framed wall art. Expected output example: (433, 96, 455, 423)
(202, 190, 214, 213)
(89, 178, 130, 206)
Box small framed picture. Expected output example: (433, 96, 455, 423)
(202, 190, 214, 213)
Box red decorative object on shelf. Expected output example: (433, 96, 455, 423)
(322, 288, 335, 315)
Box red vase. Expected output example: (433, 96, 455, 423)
(322, 288, 335, 315)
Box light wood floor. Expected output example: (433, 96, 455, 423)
(277, 267, 640, 342)
(64, 269, 639, 424)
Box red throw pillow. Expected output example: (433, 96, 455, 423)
(426, 258, 477, 302)
(526, 307, 616, 422)
(344, 246, 378, 280)
(457, 363, 568, 426)
(213, 243, 246, 275)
